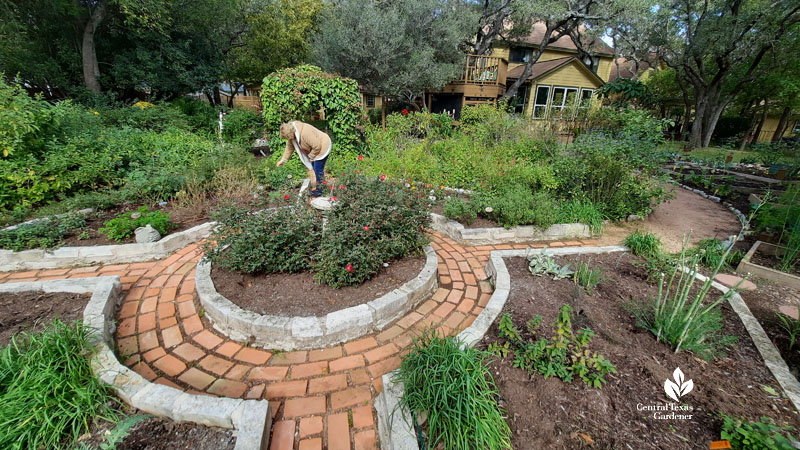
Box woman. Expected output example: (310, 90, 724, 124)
(277, 120, 332, 197)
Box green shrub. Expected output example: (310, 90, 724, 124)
(97, 103, 191, 132)
(205, 204, 321, 274)
(442, 198, 478, 225)
(692, 238, 743, 270)
(0, 320, 117, 450)
(483, 188, 558, 229)
(494, 306, 616, 388)
(99, 206, 174, 242)
(222, 108, 262, 144)
(624, 230, 663, 258)
(396, 333, 511, 450)
(557, 200, 604, 233)
(171, 97, 218, 134)
(384, 111, 453, 140)
(0, 213, 86, 251)
(721, 415, 798, 450)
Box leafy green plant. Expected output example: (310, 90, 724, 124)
(221, 108, 262, 144)
(484, 188, 558, 229)
(495, 306, 616, 388)
(776, 309, 800, 350)
(624, 230, 663, 258)
(720, 415, 798, 450)
(0, 212, 87, 251)
(74, 414, 151, 450)
(99, 206, 174, 242)
(557, 200, 604, 234)
(573, 261, 609, 294)
(527, 250, 574, 280)
(396, 332, 511, 450)
(779, 231, 800, 273)
(0, 320, 118, 450)
(692, 238, 743, 270)
(442, 197, 478, 225)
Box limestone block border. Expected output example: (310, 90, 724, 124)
(0, 222, 215, 272)
(0, 277, 271, 450)
(429, 213, 592, 246)
(376, 244, 800, 449)
(196, 245, 438, 350)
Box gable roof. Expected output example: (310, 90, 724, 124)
(506, 56, 605, 86)
(508, 23, 615, 57)
(608, 53, 661, 82)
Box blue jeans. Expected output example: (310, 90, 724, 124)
(311, 155, 328, 197)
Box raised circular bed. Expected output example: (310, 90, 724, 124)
(195, 245, 438, 350)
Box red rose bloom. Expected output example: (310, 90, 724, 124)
(346, 264, 353, 272)
(363, 226, 369, 231)
(401, 109, 409, 116)
(340, 185, 345, 190)
(284, 194, 290, 200)
(332, 196, 338, 201)
(357, 155, 364, 161)
(380, 174, 387, 181)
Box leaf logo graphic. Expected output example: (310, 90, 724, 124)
(664, 367, 694, 402)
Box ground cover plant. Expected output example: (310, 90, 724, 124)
(0, 320, 117, 450)
(720, 415, 799, 450)
(0, 212, 87, 251)
(99, 207, 174, 242)
(206, 171, 430, 288)
(396, 333, 511, 450)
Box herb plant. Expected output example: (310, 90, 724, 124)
(720, 415, 798, 450)
(527, 250, 574, 280)
(573, 261, 609, 294)
(776, 309, 800, 350)
(0, 213, 87, 251)
(99, 206, 174, 242)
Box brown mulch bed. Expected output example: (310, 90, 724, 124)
(211, 255, 426, 317)
(0, 291, 90, 347)
(77, 406, 235, 450)
(481, 253, 799, 450)
(739, 277, 800, 380)
(749, 250, 800, 277)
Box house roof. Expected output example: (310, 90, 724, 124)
(608, 53, 661, 82)
(506, 56, 605, 86)
(508, 23, 615, 56)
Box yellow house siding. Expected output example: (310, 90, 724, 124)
(537, 64, 602, 89)
(757, 116, 799, 143)
(597, 58, 613, 83)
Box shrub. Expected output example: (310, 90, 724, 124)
(312, 173, 430, 287)
(205, 204, 321, 274)
(396, 333, 511, 450)
(494, 306, 617, 388)
(99, 206, 174, 242)
(384, 111, 453, 140)
(442, 197, 478, 225)
(557, 200, 604, 233)
(0, 213, 86, 251)
(483, 188, 558, 229)
(721, 415, 798, 450)
(222, 108, 262, 144)
(692, 238, 743, 270)
(97, 103, 191, 132)
(624, 230, 663, 258)
(0, 320, 117, 450)
(170, 97, 218, 134)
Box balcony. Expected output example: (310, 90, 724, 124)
(439, 55, 508, 99)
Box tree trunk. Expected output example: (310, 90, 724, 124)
(680, 86, 692, 141)
(81, 2, 105, 93)
(227, 83, 242, 108)
(702, 103, 726, 148)
(752, 106, 768, 144)
(688, 93, 707, 149)
(772, 106, 792, 143)
(739, 106, 760, 151)
(213, 86, 222, 106)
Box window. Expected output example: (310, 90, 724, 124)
(509, 47, 532, 63)
(511, 85, 529, 115)
(579, 89, 594, 109)
(365, 95, 375, 108)
(549, 86, 579, 118)
(532, 85, 550, 119)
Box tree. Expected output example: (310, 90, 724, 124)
(312, 0, 477, 109)
(651, 0, 800, 148)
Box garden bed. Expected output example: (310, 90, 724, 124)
(211, 254, 425, 317)
(737, 241, 800, 289)
(482, 253, 798, 449)
(429, 212, 592, 246)
(0, 290, 89, 347)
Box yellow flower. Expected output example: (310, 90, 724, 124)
(93, 111, 99, 115)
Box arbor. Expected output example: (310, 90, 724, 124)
(651, 0, 800, 148)
(312, 0, 477, 109)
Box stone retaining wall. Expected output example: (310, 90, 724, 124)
(196, 245, 438, 350)
(0, 222, 215, 272)
(429, 213, 592, 246)
(0, 277, 271, 450)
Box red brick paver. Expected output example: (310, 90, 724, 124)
(0, 233, 594, 449)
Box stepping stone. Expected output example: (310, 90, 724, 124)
(310, 197, 334, 211)
(714, 273, 757, 291)
(779, 305, 799, 320)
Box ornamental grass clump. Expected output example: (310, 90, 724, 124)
(396, 333, 511, 450)
(0, 320, 117, 450)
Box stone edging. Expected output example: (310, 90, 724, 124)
(195, 245, 438, 350)
(0, 222, 215, 272)
(429, 213, 592, 246)
(376, 244, 800, 449)
(0, 277, 271, 450)
(737, 241, 800, 290)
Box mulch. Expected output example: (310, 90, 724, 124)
(749, 250, 800, 277)
(480, 252, 799, 450)
(211, 255, 426, 317)
(0, 291, 90, 347)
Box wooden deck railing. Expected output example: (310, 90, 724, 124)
(459, 55, 508, 86)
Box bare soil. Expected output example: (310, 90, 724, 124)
(0, 291, 89, 347)
(596, 186, 742, 253)
(749, 250, 800, 277)
(481, 253, 798, 450)
(211, 255, 426, 317)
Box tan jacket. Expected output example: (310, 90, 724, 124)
(280, 121, 332, 164)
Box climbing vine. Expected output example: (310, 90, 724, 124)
(261, 65, 364, 162)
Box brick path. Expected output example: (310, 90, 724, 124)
(0, 232, 596, 450)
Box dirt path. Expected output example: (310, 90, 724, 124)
(595, 185, 742, 253)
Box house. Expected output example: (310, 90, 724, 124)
(427, 23, 615, 119)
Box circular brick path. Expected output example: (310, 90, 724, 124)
(0, 232, 594, 450)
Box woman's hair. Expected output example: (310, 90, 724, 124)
(279, 122, 294, 139)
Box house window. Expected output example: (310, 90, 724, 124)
(509, 47, 532, 63)
(512, 84, 529, 115)
(579, 89, 594, 109)
(549, 86, 579, 118)
(532, 85, 550, 119)
(365, 95, 375, 108)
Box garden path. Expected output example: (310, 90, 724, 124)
(0, 233, 594, 450)
(594, 186, 741, 253)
